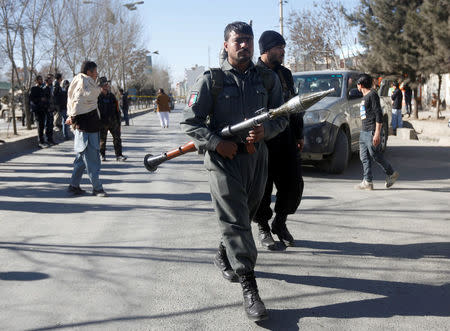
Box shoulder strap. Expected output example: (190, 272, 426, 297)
(209, 68, 224, 102)
(255, 65, 275, 93)
(276, 69, 289, 92)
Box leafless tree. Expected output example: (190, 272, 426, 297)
(0, 0, 29, 134)
(1, 0, 167, 135)
(318, 0, 359, 68)
(20, 0, 48, 129)
(287, 0, 358, 71)
(287, 8, 334, 70)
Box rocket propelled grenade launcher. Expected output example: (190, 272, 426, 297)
(144, 88, 334, 172)
(220, 88, 334, 137)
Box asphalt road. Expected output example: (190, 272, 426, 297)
(0, 106, 449, 331)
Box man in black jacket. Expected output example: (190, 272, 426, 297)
(41, 74, 55, 145)
(253, 30, 304, 249)
(30, 75, 53, 147)
(53, 73, 64, 132)
(98, 77, 127, 162)
(119, 88, 129, 126)
(391, 81, 403, 134)
(404, 83, 412, 117)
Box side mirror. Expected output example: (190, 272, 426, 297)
(348, 88, 363, 99)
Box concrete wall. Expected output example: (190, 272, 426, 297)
(185, 65, 205, 95)
(422, 73, 449, 107)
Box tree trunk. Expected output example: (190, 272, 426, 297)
(10, 69, 18, 135)
(412, 87, 419, 119)
(23, 91, 32, 130)
(436, 74, 442, 119)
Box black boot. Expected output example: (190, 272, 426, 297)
(213, 244, 239, 283)
(240, 272, 268, 322)
(271, 214, 294, 247)
(257, 223, 276, 250)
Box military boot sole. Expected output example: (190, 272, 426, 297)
(213, 257, 239, 283)
(272, 229, 295, 247)
(259, 233, 276, 250)
(246, 309, 269, 322)
(278, 237, 294, 247)
(260, 239, 276, 250)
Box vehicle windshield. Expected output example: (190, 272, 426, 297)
(293, 74, 343, 97)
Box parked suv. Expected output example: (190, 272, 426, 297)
(292, 70, 389, 173)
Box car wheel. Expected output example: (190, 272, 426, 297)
(318, 129, 350, 174)
(380, 119, 388, 153)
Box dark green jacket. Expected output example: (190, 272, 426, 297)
(181, 59, 287, 151)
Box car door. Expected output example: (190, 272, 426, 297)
(346, 73, 363, 151)
(378, 79, 393, 125)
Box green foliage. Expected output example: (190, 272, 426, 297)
(346, 0, 423, 81)
(406, 0, 450, 76)
(347, 0, 449, 83)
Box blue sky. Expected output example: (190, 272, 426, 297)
(136, 0, 360, 83)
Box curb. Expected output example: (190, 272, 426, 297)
(0, 134, 39, 162)
(0, 108, 151, 162)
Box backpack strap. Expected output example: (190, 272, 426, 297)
(209, 66, 275, 99)
(255, 65, 275, 94)
(209, 67, 224, 103)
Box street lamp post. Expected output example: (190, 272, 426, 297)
(279, 0, 288, 37)
(123, 1, 144, 10)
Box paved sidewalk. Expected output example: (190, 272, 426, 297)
(0, 107, 449, 330)
(0, 107, 152, 161)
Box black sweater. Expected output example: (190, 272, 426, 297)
(362, 90, 383, 132)
(391, 88, 403, 109)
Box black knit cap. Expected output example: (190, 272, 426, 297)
(258, 30, 286, 55)
(98, 76, 109, 87)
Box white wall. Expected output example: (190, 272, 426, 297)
(185, 65, 205, 95)
(422, 73, 449, 107)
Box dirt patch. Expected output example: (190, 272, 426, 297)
(403, 109, 450, 146)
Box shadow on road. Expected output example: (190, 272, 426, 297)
(295, 240, 450, 259)
(303, 144, 450, 182)
(113, 192, 212, 201)
(0, 271, 50, 281)
(0, 201, 149, 213)
(0, 241, 216, 265)
(256, 272, 450, 331)
(23, 270, 450, 330)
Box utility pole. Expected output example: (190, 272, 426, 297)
(279, 0, 284, 37)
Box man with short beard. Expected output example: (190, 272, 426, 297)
(254, 30, 304, 250)
(181, 22, 287, 322)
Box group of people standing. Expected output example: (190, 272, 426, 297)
(389, 80, 413, 133)
(29, 73, 70, 146)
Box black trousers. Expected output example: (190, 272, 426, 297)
(100, 118, 122, 157)
(254, 132, 304, 230)
(35, 111, 54, 143)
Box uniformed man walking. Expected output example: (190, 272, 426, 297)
(181, 22, 287, 321)
(254, 30, 304, 249)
